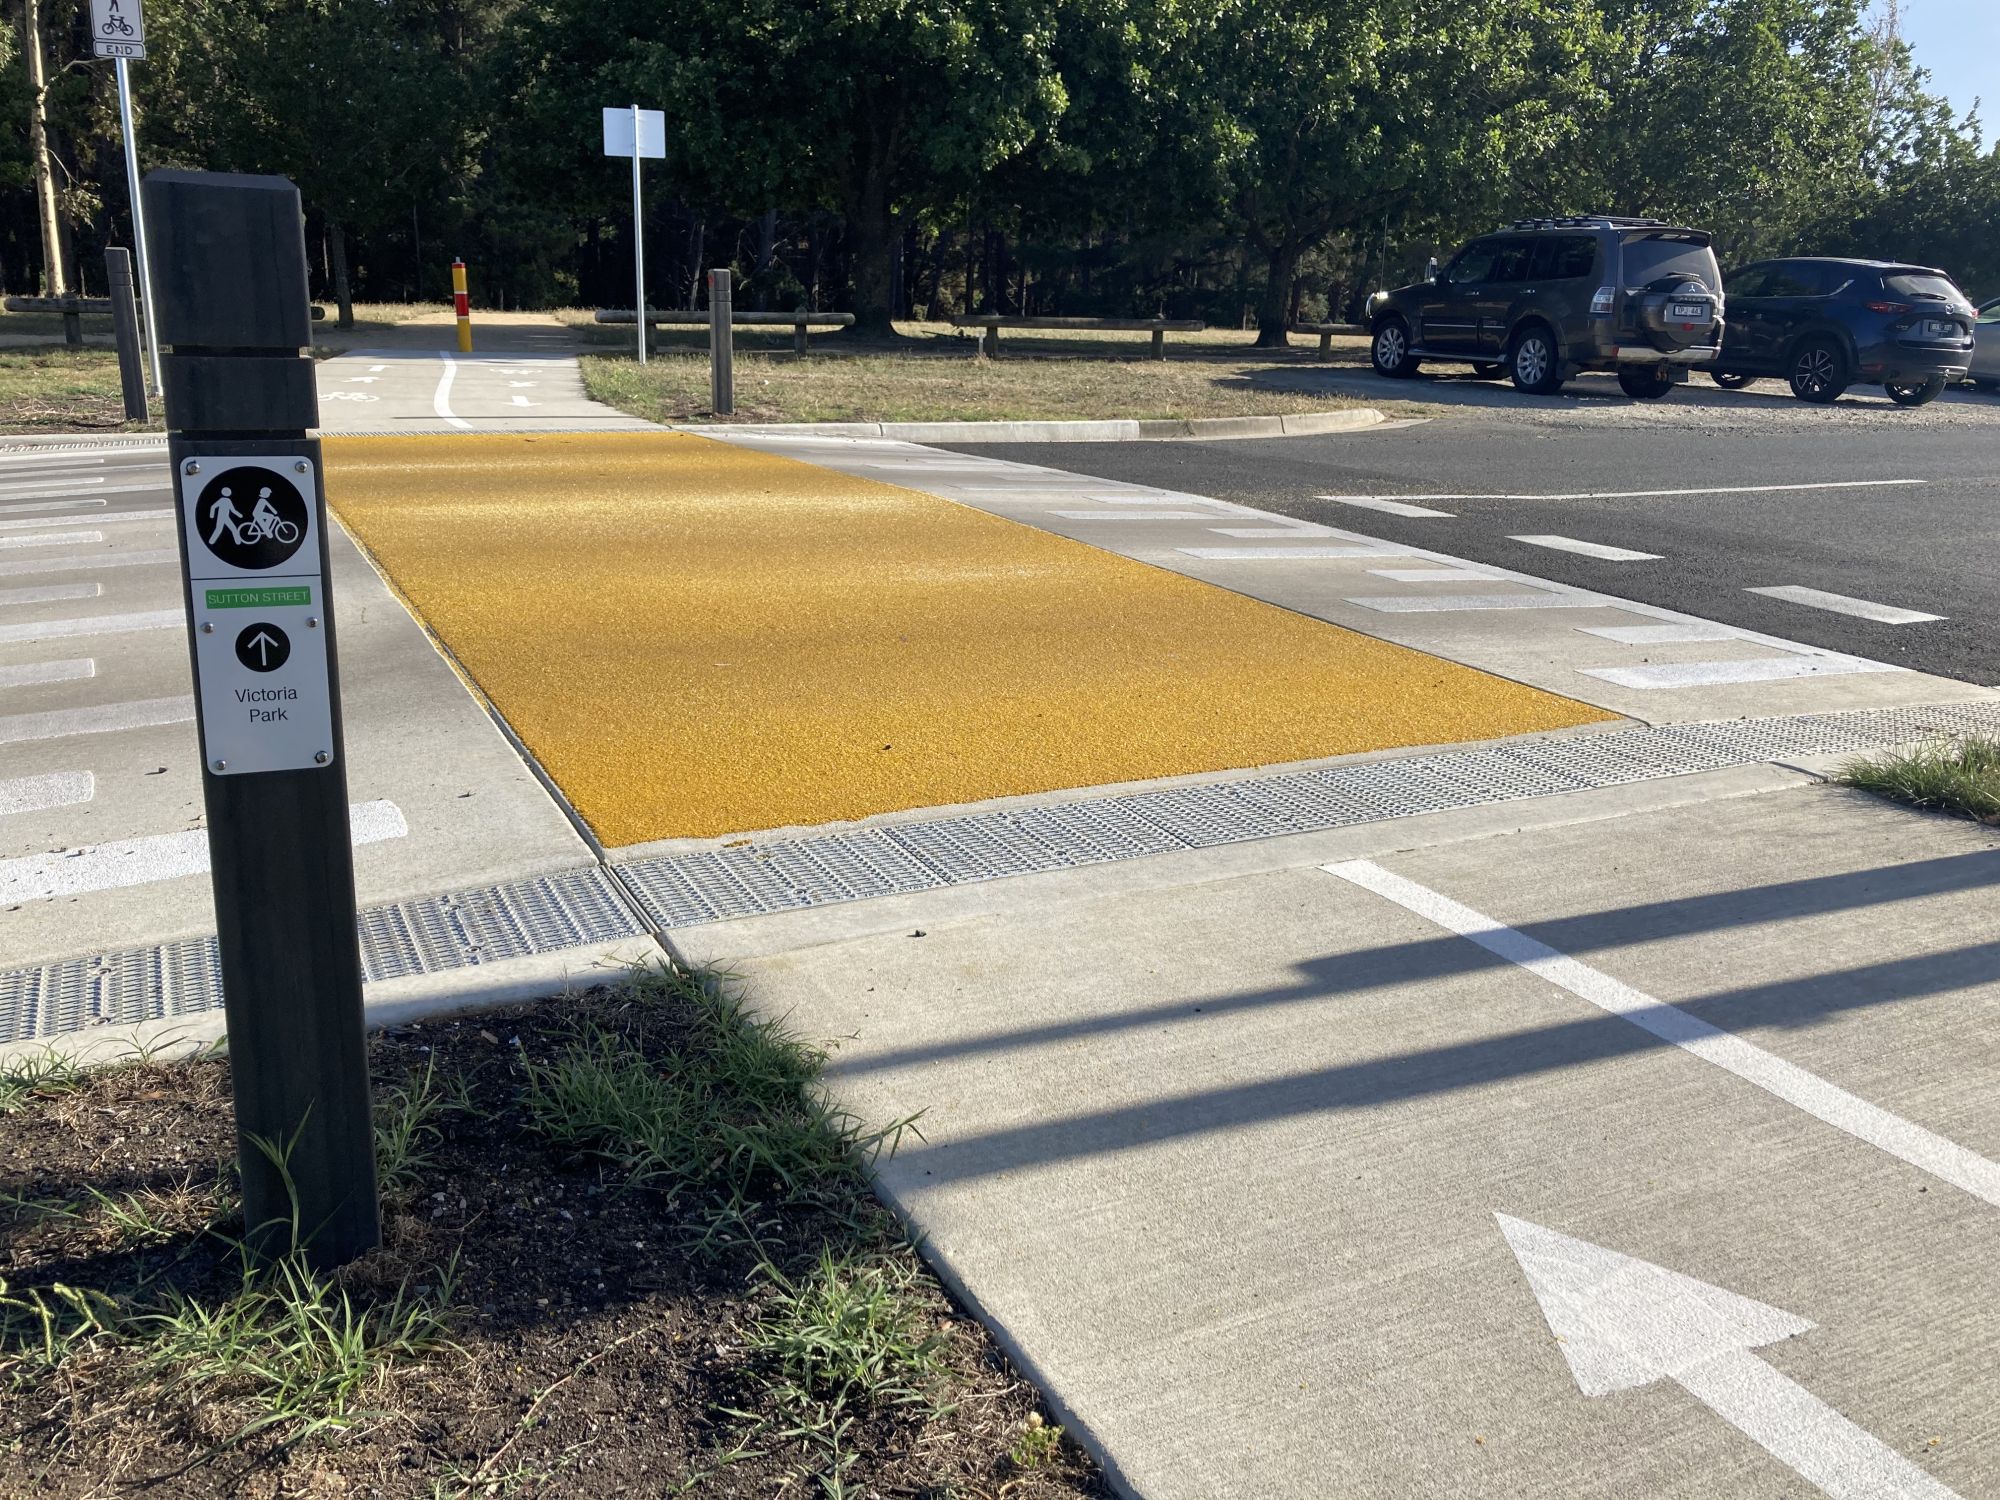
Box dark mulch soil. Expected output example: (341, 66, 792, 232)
(0, 980, 1109, 1498)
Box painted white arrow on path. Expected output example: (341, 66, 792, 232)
(507, 380, 538, 388)
(367, 364, 387, 372)
(510, 395, 538, 407)
(346, 376, 380, 383)
(1498, 1214, 1960, 1500)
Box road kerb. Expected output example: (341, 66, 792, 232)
(674, 408, 1388, 444)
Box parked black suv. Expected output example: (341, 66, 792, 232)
(1368, 217, 1725, 398)
(1709, 259, 1976, 406)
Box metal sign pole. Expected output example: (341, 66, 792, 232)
(631, 103, 646, 365)
(111, 54, 161, 397)
(145, 168, 379, 1270)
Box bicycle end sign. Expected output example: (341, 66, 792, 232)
(180, 456, 334, 775)
(91, 0, 145, 58)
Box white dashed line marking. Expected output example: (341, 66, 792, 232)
(0, 771, 94, 816)
(0, 609, 181, 645)
(1314, 494, 1457, 518)
(1579, 623, 1741, 644)
(0, 695, 193, 744)
(1179, 546, 1407, 560)
(0, 531, 102, 551)
(0, 658, 93, 689)
(1344, 592, 1602, 613)
(1511, 535, 1663, 562)
(1578, 657, 1894, 689)
(1747, 586, 1944, 625)
(0, 581, 102, 607)
(0, 547, 178, 579)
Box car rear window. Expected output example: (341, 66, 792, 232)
(1531, 236, 1597, 280)
(1882, 272, 1960, 301)
(1621, 235, 1719, 289)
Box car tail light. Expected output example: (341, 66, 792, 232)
(1591, 285, 1615, 315)
(1866, 301, 1912, 315)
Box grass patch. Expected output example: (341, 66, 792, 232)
(580, 346, 1382, 424)
(0, 348, 156, 433)
(0, 968, 1105, 1497)
(1839, 735, 2000, 824)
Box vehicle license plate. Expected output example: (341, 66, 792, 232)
(1672, 302, 1708, 321)
(1926, 319, 1957, 338)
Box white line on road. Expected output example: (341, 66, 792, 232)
(1324, 858, 2000, 1207)
(0, 658, 93, 689)
(1579, 657, 1894, 689)
(1054, 510, 1218, 521)
(1318, 480, 1929, 503)
(0, 581, 101, 607)
(0, 695, 193, 745)
(1579, 623, 1741, 644)
(1368, 567, 1499, 583)
(0, 771, 93, 816)
(0, 454, 105, 468)
(0, 498, 108, 516)
(1315, 494, 1456, 518)
(1510, 535, 1663, 562)
(1180, 546, 1407, 560)
(1344, 591, 1601, 612)
(432, 353, 471, 430)
(0, 547, 177, 579)
(1747, 586, 1944, 625)
(0, 476, 104, 494)
(1497, 1215, 1961, 1500)
(0, 508, 170, 532)
(0, 609, 180, 645)
(368, 364, 387, 372)
(509, 395, 539, 407)
(0, 531, 102, 551)
(0, 799, 406, 902)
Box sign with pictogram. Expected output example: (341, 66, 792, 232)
(180, 456, 333, 775)
(90, 0, 146, 58)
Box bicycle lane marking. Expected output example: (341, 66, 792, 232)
(433, 353, 471, 430)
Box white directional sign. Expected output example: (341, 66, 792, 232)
(1498, 1214, 1961, 1500)
(90, 0, 145, 58)
(179, 457, 334, 776)
(601, 106, 665, 159)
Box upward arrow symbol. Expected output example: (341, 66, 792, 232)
(246, 630, 280, 666)
(1498, 1214, 1960, 1499)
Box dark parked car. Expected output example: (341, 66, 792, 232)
(1367, 216, 1724, 398)
(1709, 259, 1976, 406)
(1970, 295, 1999, 392)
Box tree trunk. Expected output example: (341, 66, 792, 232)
(1253, 241, 1298, 348)
(846, 149, 896, 337)
(687, 217, 705, 309)
(23, 0, 66, 296)
(753, 208, 777, 311)
(328, 220, 355, 328)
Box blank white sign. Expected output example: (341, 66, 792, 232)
(602, 106, 666, 160)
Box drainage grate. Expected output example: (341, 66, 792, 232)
(0, 864, 645, 1046)
(615, 701, 2000, 932)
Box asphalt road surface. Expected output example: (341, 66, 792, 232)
(951, 413, 2000, 685)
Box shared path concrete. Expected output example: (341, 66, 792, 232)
(5, 318, 1998, 1496)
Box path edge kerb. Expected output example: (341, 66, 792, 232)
(674, 407, 1388, 444)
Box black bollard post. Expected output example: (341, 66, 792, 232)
(105, 247, 148, 422)
(144, 168, 379, 1269)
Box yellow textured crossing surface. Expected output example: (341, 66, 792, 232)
(325, 433, 1611, 846)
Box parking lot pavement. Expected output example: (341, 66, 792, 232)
(946, 407, 2000, 685)
(714, 432, 1994, 723)
(0, 441, 601, 1036)
(676, 777, 2000, 1499)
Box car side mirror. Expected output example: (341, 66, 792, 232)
(1426, 257, 1441, 282)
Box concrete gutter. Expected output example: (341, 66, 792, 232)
(675, 407, 1390, 444)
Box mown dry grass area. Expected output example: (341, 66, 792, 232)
(0, 349, 154, 433)
(0, 968, 1106, 1498)
(581, 345, 1384, 424)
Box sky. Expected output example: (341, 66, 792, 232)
(1896, 0, 1998, 130)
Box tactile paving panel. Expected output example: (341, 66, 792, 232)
(614, 701, 2000, 932)
(1, 864, 645, 1045)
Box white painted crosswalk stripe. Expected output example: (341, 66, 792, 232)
(1178, 545, 1405, 560)
(1579, 623, 1740, 644)
(0, 531, 102, 551)
(0, 581, 101, 607)
(0, 799, 406, 902)
(0, 658, 93, 689)
(1511, 535, 1664, 562)
(0, 609, 180, 645)
(1345, 592, 1602, 613)
(0, 498, 108, 515)
(1315, 494, 1457, 518)
(1368, 567, 1499, 583)
(0, 546, 178, 579)
(0, 508, 170, 532)
(0, 771, 94, 816)
(0, 475, 104, 492)
(1748, 586, 1943, 625)
(1579, 657, 1894, 689)
(1055, 510, 1218, 521)
(0, 696, 193, 744)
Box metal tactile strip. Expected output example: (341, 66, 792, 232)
(1, 865, 645, 1046)
(613, 702, 2000, 932)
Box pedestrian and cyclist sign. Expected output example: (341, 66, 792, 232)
(180, 456, 333, 775)
(90, 0, 145, 58)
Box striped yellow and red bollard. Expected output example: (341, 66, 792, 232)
(451, 258, 471, 352)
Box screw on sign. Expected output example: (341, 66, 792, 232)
(196, 465, 308, 571)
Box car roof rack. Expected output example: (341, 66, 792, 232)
(1507, 215, 1670, 230)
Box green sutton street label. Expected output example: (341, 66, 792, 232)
(205, 585, 312, 609)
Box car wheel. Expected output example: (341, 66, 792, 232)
(1508, 326, 1563, 396)
(1617, 364, 1675, 399)
(1371, 319, 1421, 378)
(1710, 370, 1754, 389)
(1885, 376, 1948, 407)
(1788, 337, 1849, 404)
(1472, 362, 1506, 380)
